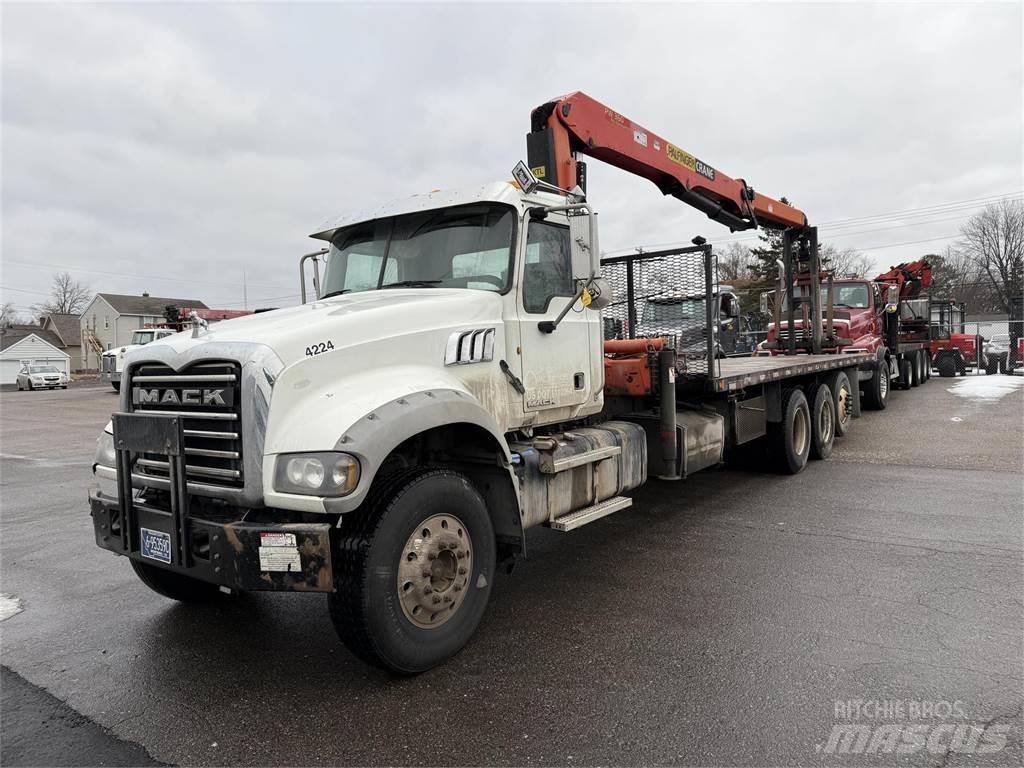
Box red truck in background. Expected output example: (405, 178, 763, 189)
(759, 261, 934, 411)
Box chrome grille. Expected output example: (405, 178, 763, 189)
(127, 361, 243, 489)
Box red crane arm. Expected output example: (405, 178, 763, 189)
(527, 92, 808, 232)
(874, 260, 933, 299)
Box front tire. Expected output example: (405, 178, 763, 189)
(937, 356, 955, 378)
(112, 381, 121, 393)
(129, 559, 224, 602)
(328, 469, 496, 674)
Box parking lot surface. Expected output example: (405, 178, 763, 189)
(1, 377, 1021, 766)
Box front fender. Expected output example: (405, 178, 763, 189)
(262, 364, 514, 514)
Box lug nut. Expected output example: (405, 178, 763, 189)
(433, 596, 442, 604)
(423, 586, 432, 594)
(458, 567, 467, 575)
(443, 595, 452, 603)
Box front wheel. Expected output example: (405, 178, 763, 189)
(328, 469, 496, 674)
(111, 381, 121, 393)
(937, 356, 955, 378)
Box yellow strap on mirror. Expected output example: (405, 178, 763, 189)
(581, 287, 593, 307)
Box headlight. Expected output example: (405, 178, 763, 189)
(94, 431, 116, 468)
(274, 452, 359, 497)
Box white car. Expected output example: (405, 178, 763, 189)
(16, 364, 68, 390)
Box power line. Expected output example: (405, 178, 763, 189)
(603, 190, 1023, 256)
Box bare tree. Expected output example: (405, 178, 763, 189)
(1, 302, 21, 327)
(959, 199, 1024, 314)
(32, 272, 92, 316)
(718, 241, 753, 282)
(821, 244, 873, 277)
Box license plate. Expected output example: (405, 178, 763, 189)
(140, 527, 172, 564)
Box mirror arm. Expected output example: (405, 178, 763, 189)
(299, 248, 328, 303)
(538, 283, 587, 334)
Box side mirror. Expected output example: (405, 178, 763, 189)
(568, 207, 599, 280)
(759, 292, 769, 314)
(726, 296, 741, 318)
(885, 284, 899, 313)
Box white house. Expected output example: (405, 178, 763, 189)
(0, 327, 71, 386)
(79, 293, 207, 370)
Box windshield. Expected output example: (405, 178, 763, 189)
(642, 298, 704, 324)
(783, 282, 870, 311)
(320, 204, 515, 297)
(132, 331, 155, 344)
(29, 366, 59, 374)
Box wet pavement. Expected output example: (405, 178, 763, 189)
(1, 375, 1021, 766)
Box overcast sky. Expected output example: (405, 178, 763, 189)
(2, 2, 1021, 313)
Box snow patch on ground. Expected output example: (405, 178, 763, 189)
(0, 593, 24, 621)
(947, 375, 1024, 402)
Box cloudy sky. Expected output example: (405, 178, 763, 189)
(2, 2, 1021, 313)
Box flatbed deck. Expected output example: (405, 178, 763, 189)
(708, 353, 873, 393)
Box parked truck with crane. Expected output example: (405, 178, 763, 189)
(758, 260, 936, 408)
(89, 93, 873, 673)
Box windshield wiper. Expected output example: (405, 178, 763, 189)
(320, 289, 351, 299)
(381, 280, 442, 289)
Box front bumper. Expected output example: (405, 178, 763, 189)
(89, 489, 335, 592)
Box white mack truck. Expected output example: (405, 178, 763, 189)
(90, 93, 870, 673)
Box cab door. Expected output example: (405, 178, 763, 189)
(516, 214, 597, 423)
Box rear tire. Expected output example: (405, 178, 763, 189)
(862, 360, 889, 410)
(129, 559, 224, 602)
(769, 388, 811, 475)
(897, 358, 912, 390)
(809, 384, 835, 461)
(909, 353, 920, 387)
(937, 356, 955, 378)
(328, 468, 496, 674)
(825, 370, 853, 438)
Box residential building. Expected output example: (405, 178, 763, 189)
(79, 293, 208, 370)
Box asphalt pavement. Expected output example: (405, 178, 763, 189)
(1, 375, 1021, 766)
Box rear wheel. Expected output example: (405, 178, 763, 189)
(129, 559, 224, 602)
(910, 352, 922, 387)
(809, 384, 835, 460)
(825, 370, 853, 438)
(328, 468, 496, 674)
(769, 388, 811, 474)
(897, 358, 912, 390)
(862, 360, 889, 410)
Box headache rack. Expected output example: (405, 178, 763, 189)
(601, 241, 720, 382)
(126, 360, 244, 490)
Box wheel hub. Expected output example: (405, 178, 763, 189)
(837, 385, 850, 426)
(397, 513, 472, 629)
(793, 406, 809, 456)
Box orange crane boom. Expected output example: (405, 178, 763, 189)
(527, 91, 807, 232)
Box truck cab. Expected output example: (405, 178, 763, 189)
(101, 327, 177, 391)
(763, 278, 883, 355)
(636, 286, 742, 357)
